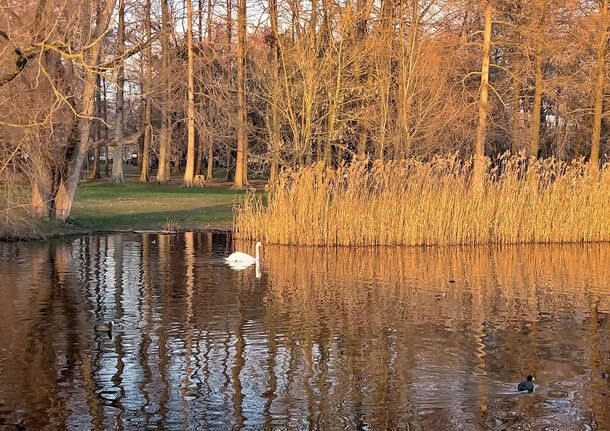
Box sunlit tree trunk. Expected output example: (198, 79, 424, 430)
(268, 0, 281, 182)
(512, 55, 521, 153)
(528, 0, 545, 159)
(206, 0, 215, 182)
(375, 0, 393, 160)
(321, 0, 333, 165)
(184, 0, 196, 186)
(234, 0, 248, 187)
(326, 39, 343, 166)
(112, 0, 125, 183)
(591, 0, 608, 169)
(139, 0, 152, 182)
(225, 0, 235, 182)
(356, 0, 371, 157)
(473, 0, 492, 187)
(397, 1, 420, 158)
(157, 0, 171, 183)
(195, 0, 204, 177)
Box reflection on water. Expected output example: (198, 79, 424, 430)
(0, 233, 608, 430)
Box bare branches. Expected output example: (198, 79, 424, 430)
(92, 124, 145, 148)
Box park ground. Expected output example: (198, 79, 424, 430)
(28, 166, 264, 239)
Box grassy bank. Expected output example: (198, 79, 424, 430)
(1, 178, 253, 240)
(69, 180, 245, 232)
(234, 155, 610, 246)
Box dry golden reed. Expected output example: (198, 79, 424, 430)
(234, 154, 610, 246)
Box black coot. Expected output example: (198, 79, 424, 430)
(517, 375, 535, 392)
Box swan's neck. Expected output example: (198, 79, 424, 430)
(255, 244, 260, 261)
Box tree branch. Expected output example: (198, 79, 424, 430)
(98, 33, 160, 70)
(91, 125, 145, 148)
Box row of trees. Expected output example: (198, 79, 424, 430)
(0, 0, 608, 221)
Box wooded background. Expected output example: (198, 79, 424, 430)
(0, 0, 608, 221)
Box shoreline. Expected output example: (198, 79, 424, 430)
(0, 222, 233, 243)
(4, 228, 610, 249)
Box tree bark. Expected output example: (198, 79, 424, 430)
(268, 0, 281, 182)
(112, 0, 126, 183)
(103, 77, 109, 177)
(512, 54, 521, 153)
(140, 0, 152, 182)
(89, 73, 101, 179)
(473, 0, 492, 187)
(206, 0, 215, 182)
(528, 0, 545, 159)
(591, 0, 608, 169)
(234, 0, 248, 187)
(397, 0, 419, 158)
(184, 0, 196, 186)
(157, 0, 171, 183)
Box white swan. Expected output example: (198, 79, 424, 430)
(225, 241, 261, 267)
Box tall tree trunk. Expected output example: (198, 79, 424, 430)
(268, 0, 281, 182)
(194, 0, 205, 177)
(321, 0, 333, 165)
(227, 0, 232, 46)
(375, 0, 393, 161)
(512, 55, 521, 153)
(184, 0, 196, 186)
(234, 0, 248, 187)
(224, 0, 235, 183)
(89, 74, 101, 179)
(355, 0, 372, 158)
(206, 0, 215, 182)
(140, 0, 152, 182)
(473, 0, 492, 187)
(591, 0, 608, 169)
(157, 0, 171, 183)
(112, 0, 126, 183)
(528, 0, 545, 159)
(397, 0, 419, 158)
(103, 77, 110, 177)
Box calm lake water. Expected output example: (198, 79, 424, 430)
(0, 233, 608, 430)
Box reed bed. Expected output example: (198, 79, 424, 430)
(234, 154, 610, 246)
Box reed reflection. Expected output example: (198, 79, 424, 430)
(0, 236, 607, 430)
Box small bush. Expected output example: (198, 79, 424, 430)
(162, 219, 181, 233)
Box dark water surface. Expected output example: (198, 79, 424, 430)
(0, 233, 608, 430)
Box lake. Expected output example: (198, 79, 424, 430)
(0, 233, 608, 430)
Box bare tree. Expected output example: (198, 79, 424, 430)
(473, 1, 493, 186)
(140, 0, 153, 182)
(234, 0, 248, 187)
(112, 0, 126, 183)
(184, 0, 197, 186)
(157, 0, 172, 183)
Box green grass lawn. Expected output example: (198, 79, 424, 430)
(69, 179, 251, 232)
(1, 165, 265, 239)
